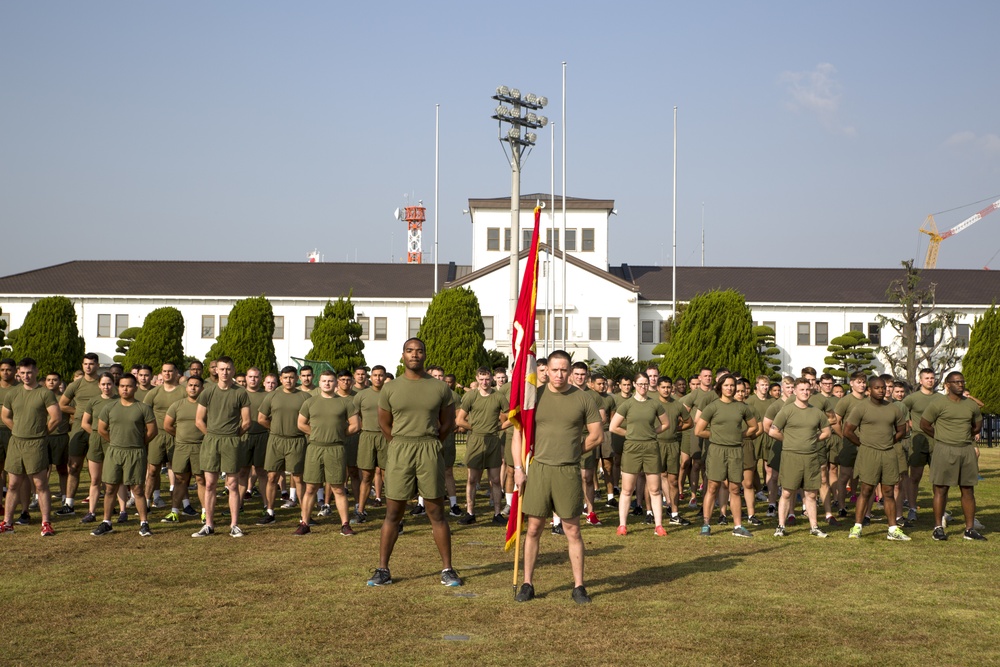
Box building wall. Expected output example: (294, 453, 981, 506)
(470, 207, 611, 271)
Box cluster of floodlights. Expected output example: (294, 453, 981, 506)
(492, 86, 548, 147)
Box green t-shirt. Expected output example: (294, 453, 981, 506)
(808, 393, 838, 415)
(904, 391, 942, 439)
(772, 402, 830, 454)
(377, 374, 453, 439)
(300, 393, 358, 444)
(655, 395, 690, 444)
(699, 399, 754, 446)
(63, 376, 102, 432)
(615, 396, 667, 442)
(259, 389, 309, 438)
(98, 400, 155, 449)
(532, 385, 602, 466)
(693, 388, 718, 414)
(459, 389, 505, 436)
(246, 388, 269, 434)
(197, 383, 250, 436)
(353, 387, 383, 433)
(834, 393, 866, 423)
(765, 395, 793, 421)
(143, 384, 185, 429)
(599, 393, 616, 432)
(134, 387, 151, 403)
(922, 396, 982, 447)
(845, 399, 904, 451)
(85, 395, 117, 443)
(166, 398, 203, 446)
(0, 383, 15, 432)
(3, 384, 57, 439)
(747, 393, 775, 447)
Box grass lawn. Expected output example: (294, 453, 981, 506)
(2, 448, 999, 666)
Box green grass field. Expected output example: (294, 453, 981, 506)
(3, 449, 999, 666)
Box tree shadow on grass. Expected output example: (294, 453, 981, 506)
(443, 544, 627, 583)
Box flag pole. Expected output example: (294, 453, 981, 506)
(511, 505, 523, 597)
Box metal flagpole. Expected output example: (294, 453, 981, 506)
(561, 61, 567, 350)
(672, 106, 677, 320)
(549, 121, 556, 356)
(434, 104, 440, 293)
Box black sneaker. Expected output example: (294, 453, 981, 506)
(256, 512, 276, 526)
(91, 520, 113, 537)
(862, 515, 871, 527)
(397, 521, 404, 534)
(748, 515, 763, 526)
(668, 515, 691, 526)
(630, 504, 644, 517)
(354, 510, 369, 524)
(644, 513, 655, 525)
(571, 585, 592, 604)
(80, 512, 96, 524)
(440, 568, 463, 587)
(838, 508, 848, 518)
(515, 583, 535, 602)
(606, 498, 619, 509)
(718, 514, 729, 526)
(458, 512, 476, 525)
(117, 511, 128, 524)
(492, 513, 506, 525)
(139, 522, 152, 537)
(964, 529, 987, 541)
(243, 491, 252, 501)
(15, 511, 30, 526)
(932, 526, 948, 541)
(410, 504, 426, 516)
(367, 568, 392, 586)
(56, 504, 75, 516)
(449, 504, 462, 517)
(181, 505, 199, 517)
(551, 523, 564, 535)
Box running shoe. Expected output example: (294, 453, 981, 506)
(606, 498, 619, 509)
(773, 526, 786, 537)
(848, 525, 862, 539)
(256, 512, 276, 526)
(40, 521, 55, 537)
(943, 511, 953, 524)
(117, 511, 128, 524)
(571, 585, 592, 604)
(654, 525, 667, 537)
(56, 504, 75, 516)
(367, 568, 392, 586)
(410, 504, 426, 516)
(886, 528, 911, 541)
(809, 527, 828, 538)
(630, 504, 644, 517)
(192, 525, 214, 538)
(294, 522, 310, 536)
(551, 523, 564, 535)
(862, 515, 871, 527)
(161, 511, 180, 523)
(755, 491, 768, 502)
(616, 525, 627, 536)
(449, 504, 463, 517)
(838, 508, 848, 518)
(440, 568, 463, 587)
(973, 518, 985, 531)
(317, 504, 332, 517)
(372, 498, 383, 507)
(906, 507, 917, 522)
(230, 525, 244, 538)
(341, 523, 356, 536)
(151, 497, 167, 509)
(515, 583, 535, 602)
(458, 512, 476, 525)
(125, 496, 135, 508)
(182, 505, 198, 517)
(747, 515, 763, 526)
(700, 524, 711, 537)
(15, 511, 30, 526)
(717, 514, 728, 526)
(80, 512, 96, 524)
(501, 505, 511, 517)
(964, 529, 987, 541)
(28, 497, 39, 511)
(785, 514, 796, 526)
(586, 512, 601, 526)
(644, 513, 655, 525)
(354, 510, 369, 524)
(493, 513, 507, 525)
(669, 515, 691, 526)
(91, 521, 113, 537)
(0, 521, 13, 534)
(932, 526, 947, 541)
(732, 526, 753, 538)
(766, 506, 776, 518)
(139, 522, 152, 537)
(280, 499, 297, 509)
(826, 515, 840, 526)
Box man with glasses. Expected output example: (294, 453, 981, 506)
(809, 373, 840, 525)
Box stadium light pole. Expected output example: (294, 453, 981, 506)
(492, 86, 548, 331)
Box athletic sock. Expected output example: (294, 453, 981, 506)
(317, 489, 325, 503)
(172, 507, 181, 514)
(266, 508, 275, 517)
(552, 515, 561, 526)
(289, 488, 298, 502)
(182, 499, 192, 508)
(169, 485, 174, 492)
(671, 513, 679, 519)
(153, 490, 161, 500)
(854, 523, 863, 529)
(450, 495, 458, 506)
(417, 496, 425, 507)
(608, 493, 614, 501)
(65, 498, 73, 508)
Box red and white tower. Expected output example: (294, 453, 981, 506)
(395, 203, 425, 264)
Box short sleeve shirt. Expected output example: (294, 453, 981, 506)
(922, 396, 982, 447)
(246, 389, 269, 434)
(143, 384, 185, 429)
(377, 375, 453, 439)
(63, 376, 102, 431)
(300, 394, 358, 444)
(845, 399, 904, 451)
(532, 385, 602, 466)
(459, 390, 505, 436)
(259, 389, 309, 438)
(655, 396, 691, 444)
(699, 399, 754, 446)
(3, 384, 57, 439)
(353, 387, 383, 433)
(197, 384, 250, 436)
(98, 400, 155, 449)
(772, 402, 829, 454)
(166, 399, 203, 446)
(615, 397, 667, 442)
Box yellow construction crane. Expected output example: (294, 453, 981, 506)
(920, 197, 1000, 268)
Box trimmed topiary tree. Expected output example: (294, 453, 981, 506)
(823, 330, 877, 380)
(113, 327, 141, 363)
(661, 289, 767, 380)
(754, 325, 782, 381)
(306, 295, 366, 372)
(10, 296, 85, 380)
(206, 295, 277, 373)
(122, 307, 186, 372)
(416, 286, 488, 386)
(963, 304, 1000, 413)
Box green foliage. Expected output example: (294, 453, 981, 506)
(753, 325, 782, 381)
(660, 289, 767, 380)
(10, 296, 85, 380)
(306, 295, 366, 372)
(651, 302, 687, 363)
(121, 308, 185, 372)
(416, 287, 487, 386)
(963, 304, 1000, 413)
(206, 295, 278, 373)
(823, 330, 876, 380)
(0, 308, 9, 357)
(485, 349, 509, 371)
(598, 356, 641, 381)
(113, 327, 141, 363)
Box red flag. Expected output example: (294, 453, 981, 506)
(504, 206, 541, 551)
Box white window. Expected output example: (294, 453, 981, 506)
(305, 316, 316, 339)
(641, 320, 655, 344)
(607, 317, 620, 341)
(815, 322, 828, 346)
(358, 317, 370, 340)
(98, 314, 112, 338)
(486, 228, 500, 251)
(374, 317, 387, 341)
(408, 317, 421, 339)
(201, 315, 215, 339)
(219, 315, 228, 332)
(273, 316, 284, 340)
(581, 228, 595, 251)
(482, 316, 494, 340)
(589, 317, 602, 341)
(797, 322, 810, 346)
(115, 314, 129, 337)
(564, 229, 577, 251)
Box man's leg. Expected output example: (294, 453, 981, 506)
(425, 497, 453, 569)
(581, 467, 596, 516)
(132, 484, 149, 523)
(932, 484, 949, 528)
(265, 471, 280, 514)
(521, 515, 544, 585)
(702, 480, 720, 525)
(172, 471, 191, 513)
(804, 489, 819, 529)
(203, 471, 218, 527)
(646, 473, 664, 527)
(617, 472, 636, 527)
(778, 488, 793, 527)
(881, 483, 897, 529)
(960, 485, 976, 530)
(66, 455, 85, 506)
(87, 462, 103, 515)
(359, 468, 375, 514)
(728, 481, 743, 526)
(3, 473, 22, 525)
(379, 499, 406, 569)
(31, 472, 52, 524)
(332, 484, 350, 526)
(144, 463, 160, 507)
(225, 473, 240, 528)
(602, 457, 615, 504)
(465, 468, 483, 516)
(741, 469, 756, 519)
(301, 483, 318, 525)
(487, 467, 503, 516)
(855, 482, 875, 526)
(561, 516, 585, 588)
(102, 482, 120, 523)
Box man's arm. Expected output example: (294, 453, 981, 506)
(919, 418, 935, 439)
(438, 402, 456, 442)
(163, 413, 177, 437)
(818, 426, 831, 442)
(257, 411, 271, 430)
(743, 417, 758, 440)
(455, 408, 472, 432)
(46, 404, 61, 434)
(843, 422, 861, 448)
(1, 406, 12, 431)
(693, 417, 710, 440)
(609, 413, 626, 437)
(97, 419, 111, 442)
(346, 414, 361, 436)
(378, 407, 393, 442)
(582, 420, 604, 452)
(239, 406, 251, 436)
(768, 425, 784, 441)
(195, 404, 208, 435)
(893, 422, 906, 444)
(297, 414, 311, 437)
(144, 421, 157, 445)
(58, 393, 75, 417)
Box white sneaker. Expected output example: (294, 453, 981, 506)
(230, 525, 244, 538)
(755, 491, 767, 502)
(125, 496, 136, 508)
(281, 499, 297, 509)
(973, 518, 985, 531)
(192, 525, 214, 538)
(152, 497, 167, 509)
(317, 504, 332, 517)
(943, 512, 953, 525)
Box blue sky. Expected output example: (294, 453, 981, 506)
(3, 2, 999, 275)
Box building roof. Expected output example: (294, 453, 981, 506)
(467, 193, 615, 212)
(0, 261, 462, 299)
(614, 265, 1000, 306)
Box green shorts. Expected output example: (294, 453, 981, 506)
(600, 432, 614, 459)
(778, 450, 822, 491)
(835, 440, 858, 469)
(344, 432, 360, 468)
(895, 441, 908, 475)
(855, 446, 899, 487)
(200, 433, 245, 475)
(86, 432, 106, 464)
(105, 445, 146, 486)
(579, 447, 598, 471)
(465, 432, 502, 470)
(742, 438, 756, 471)
(46, 433, 69, 468)
(147, 430, 175, 467)
(357, 431, 389, 471)
(705, 443, 743, 483)
(264, 434, 307, 475)
(68, 429, 90, 458)
(246, 431, 268, 469)
(658, 438, 680, 476)
(441, 432, 457, 468)
(5, 436, 49, 475)
(826, 434, 843, 465)
(611, 433, 626, 457)
(303, 442, 346, 486)
(929, 443, 978, 487)
(908, 433, 933, 468)
(172, 441, 203, 476)
(622, 439, 661, 474)
(385, 436, 445, 502)
(521, 461, 584, 520)
(503, 429, 515, 466)
(766, 438, 783, 471)
(753, 435, 768, 461)
(0, 428, 9, 465)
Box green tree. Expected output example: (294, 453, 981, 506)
(597, 356, 640, 382)
(485, 349, 509, 371)
(121, 307, 186, 372)
(753, 325, 782, 381)
(416, 286, 487, 386)
(823, 330, 876, 380)
(651, 301, 688, 366)
(963, 304, 1000, 413)
(876, 259, 962, 386)
(306, 295, 366, 371)
(0, 308, 9, 357)
(10, 296, 85, 380)
(660, 289, 766, 380)
(113, 327, 141, 363)
(206, 295, 278, 373)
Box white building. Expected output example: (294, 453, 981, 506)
(0, 193, 993, 376)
